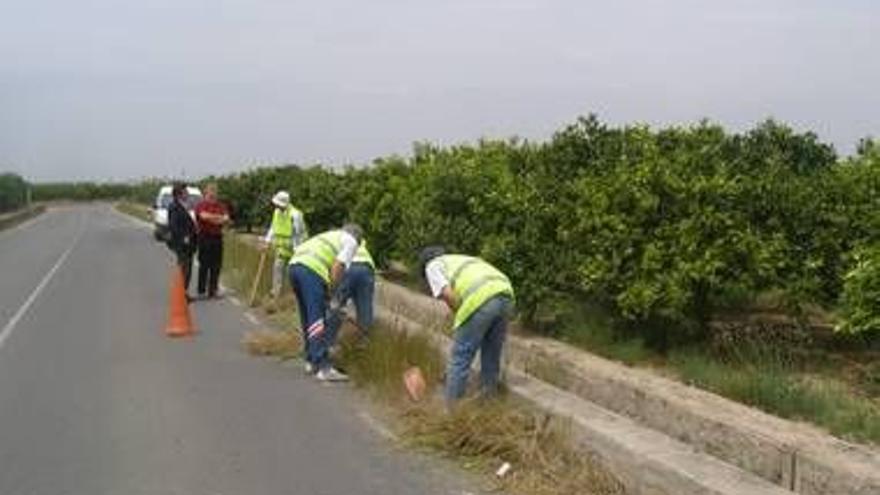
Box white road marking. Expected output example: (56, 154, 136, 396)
(357, 411, 398, 442)
(0, 225, 84, 353)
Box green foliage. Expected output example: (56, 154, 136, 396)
(0, 173, 29, 212)
(33, 181, 134, 201)
(670, 349, 880, 443)
(32, 117, 880, 347)
(838, 245, 880, 335)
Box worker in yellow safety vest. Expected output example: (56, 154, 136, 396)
(326, 241, 376, 344)
(261, 191, 307, 297)
(418, 246, 515, 403)
(288, 224, 365, 382)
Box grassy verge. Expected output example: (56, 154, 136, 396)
(0, 205, 45, 231)
(552, 303, 880, 445)
(114, 201, 152, 223)
(111, 206, 880, 446)
(669, 349, 880, 443)
(226, 234, 623, 495)
(241, 322, 622, 495)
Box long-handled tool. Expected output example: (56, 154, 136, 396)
(249, 249, 269, 307)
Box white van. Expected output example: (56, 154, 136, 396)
(152, 185, 202, 241)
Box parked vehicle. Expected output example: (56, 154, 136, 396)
(152, 185, 202, 241)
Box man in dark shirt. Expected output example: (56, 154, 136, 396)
(194, 183, 230, 299)
(167, 183, 198, 295)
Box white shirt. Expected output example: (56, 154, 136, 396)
(425, 259, 450, 298)
(335, 231, 359, 268)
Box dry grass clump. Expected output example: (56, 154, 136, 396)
(262, 295, 296, 314)
(222, 235, 273, 303)
(228, 233, 623, 494)
(241, 322, 624, 495)
(403, 400, 623, 495)
(242, 329, 302, 360)
(336, 326, 445, 399)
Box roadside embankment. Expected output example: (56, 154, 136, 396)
(225, 234, 625, 495)
(112, 211, 879, 495)
(375, 278, 880, 495)
(0, 205, 45, 232)
(222, 233, 786, 495)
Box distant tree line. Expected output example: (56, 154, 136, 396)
(27, 179, 162, 204)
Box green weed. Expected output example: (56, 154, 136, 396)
(669, 350, 880, 444)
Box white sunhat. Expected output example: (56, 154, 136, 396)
(271, 191, 290, 208)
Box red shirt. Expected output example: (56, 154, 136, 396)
(194, 199, 229, 237)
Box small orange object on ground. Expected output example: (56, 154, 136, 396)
(403, 366, 426, 402)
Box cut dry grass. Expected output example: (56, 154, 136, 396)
(335, 326, 445, 398)
(242, 329, 302, 360)
(230, 232, 624, 494)
(240, 318, 623, 495)
(403, 400, 623, 495)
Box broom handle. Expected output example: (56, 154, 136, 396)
(249, 249, 269, 306)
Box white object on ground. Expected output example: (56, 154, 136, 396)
(317, 367, 349, 382)
(496, 462, 512, 478)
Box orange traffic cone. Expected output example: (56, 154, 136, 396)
(165, 267, 195, 337)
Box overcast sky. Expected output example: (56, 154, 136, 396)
(1, 0, 877, 182)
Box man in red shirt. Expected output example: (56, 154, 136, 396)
(194, 183, 230, 299)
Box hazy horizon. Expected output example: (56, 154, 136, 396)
(2, 0, 878, 182)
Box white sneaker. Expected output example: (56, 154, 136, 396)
(316, 367, 349, 382)
(304, 362, 316, 375)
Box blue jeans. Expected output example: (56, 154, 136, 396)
(446, 295, 512, 402)
(289, 264, 331, 369)
(326, 263, 375, 343)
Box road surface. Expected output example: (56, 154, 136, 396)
(0, 205, 478, 495)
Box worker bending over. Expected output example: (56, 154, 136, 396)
(326, 241, 376, 344)
(418, 246, 515, 403)
(288, 224, 365, 382)
(261, 191, 307, 298)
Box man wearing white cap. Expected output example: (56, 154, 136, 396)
(261, 191, 307, 297)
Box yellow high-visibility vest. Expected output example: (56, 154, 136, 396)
(289, 230, 343, 284)
(438, 255, 514, 329)
(353, 242, 375, 270)
(270, 206, 302, 258)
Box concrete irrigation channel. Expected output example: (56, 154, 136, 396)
(373, 278, 880, 495)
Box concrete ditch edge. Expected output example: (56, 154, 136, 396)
(373, 305, 791, 495)
(374, 278, 880, 495)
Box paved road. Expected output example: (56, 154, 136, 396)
(0, 205, 476, 495)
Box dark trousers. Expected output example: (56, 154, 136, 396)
(289, 264, 330, 369)
(197, 235, 223, 296)
(326, 263, 375, 343)
(176, 250, 193, 292)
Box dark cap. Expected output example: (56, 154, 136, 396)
(418, 245, 445, 278)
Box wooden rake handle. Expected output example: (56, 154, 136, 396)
(248, 249, 269, 307)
